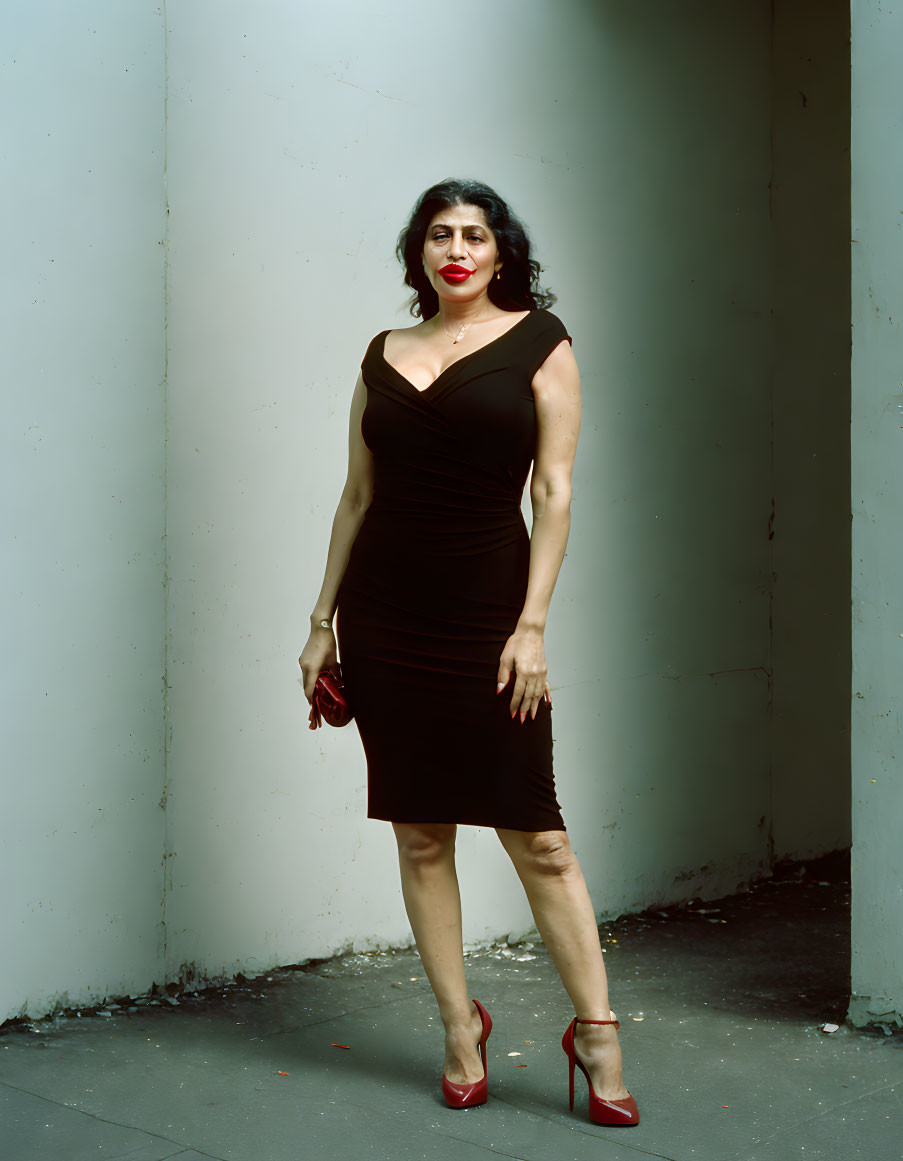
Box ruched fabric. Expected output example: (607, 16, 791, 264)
(335, 308, 572, 831)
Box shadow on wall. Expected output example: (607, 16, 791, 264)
(563, 0, 850, 895)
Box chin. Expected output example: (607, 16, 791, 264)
(439, 280, 486, 298)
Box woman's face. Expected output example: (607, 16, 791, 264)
(421, 203, 502, 305)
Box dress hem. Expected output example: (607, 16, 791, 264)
(367, 812, 567, 833)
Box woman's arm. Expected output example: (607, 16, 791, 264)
(299, 372, 374, 699)
(497, 338, 582, 721)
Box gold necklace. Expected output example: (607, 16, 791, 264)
(440, 313, 491, 344)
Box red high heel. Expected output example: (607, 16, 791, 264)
(442, 999, 492, 1109)
(561, 1013, 640, 1126)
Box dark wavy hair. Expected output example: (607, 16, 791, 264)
(395, 178, 556, 320)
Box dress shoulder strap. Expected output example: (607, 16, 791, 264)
(361, 330, 390, 376)
(519, 310, 573, 380)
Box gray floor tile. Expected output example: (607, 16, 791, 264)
(728, 1072, 903, 1161)
(1, 855, 901, 1161)
(0, 1083, 191, 1161)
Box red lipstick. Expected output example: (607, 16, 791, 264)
(438, 264, 473, 284)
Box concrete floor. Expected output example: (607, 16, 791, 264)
(2, 855, 901, 1161)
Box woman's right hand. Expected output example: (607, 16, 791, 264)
(298, 625, 339, 702)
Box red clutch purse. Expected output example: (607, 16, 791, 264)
(308, 665, 353, 729)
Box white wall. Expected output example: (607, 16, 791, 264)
(162, 0, 779, 986)
(1, 4, 167, 1017)
(849, 0, 903, 1030)
(2, 1, 852, 1020)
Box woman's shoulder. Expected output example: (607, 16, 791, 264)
(523, 308, 572, 357)
(368, 320, 428, 348)
(378, 319, 424, 336)
(381, 320, 428, 346)
(532, 306, 570, 337)
(360, 321, 427, 376)
(519, 309, 573, 382)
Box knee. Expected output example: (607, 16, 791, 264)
(393, 823, 455, 869)
(516, 831, 577, 878)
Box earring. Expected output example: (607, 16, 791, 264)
(495, 270, 501, 280)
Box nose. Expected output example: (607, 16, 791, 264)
(446, 230, 467, 261)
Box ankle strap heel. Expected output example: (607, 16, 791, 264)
(561, 1013, 639, 1126)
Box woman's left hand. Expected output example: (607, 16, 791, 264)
(497, 627, 553, 722)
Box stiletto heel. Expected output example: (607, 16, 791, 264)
(561, 1013, 640, 1126)
(442, 999, 492, 1109)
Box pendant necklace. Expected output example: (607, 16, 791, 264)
(442, 313, 489, 344)
(446, 321, 471, 344)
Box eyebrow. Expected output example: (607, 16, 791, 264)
(429, 222, 487, 231)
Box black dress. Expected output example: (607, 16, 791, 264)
(335, 308, 572, 831)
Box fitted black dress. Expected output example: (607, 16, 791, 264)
(335, 308, 572, 831)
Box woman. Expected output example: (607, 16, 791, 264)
(298, 178, 639, 1126)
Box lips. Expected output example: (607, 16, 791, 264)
(438, 264, 473, 284)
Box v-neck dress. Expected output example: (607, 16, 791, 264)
(334, 307, 572, 831)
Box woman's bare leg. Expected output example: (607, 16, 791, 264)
(392, 822, 484, 1084)
(496, 827, 631, 1101)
